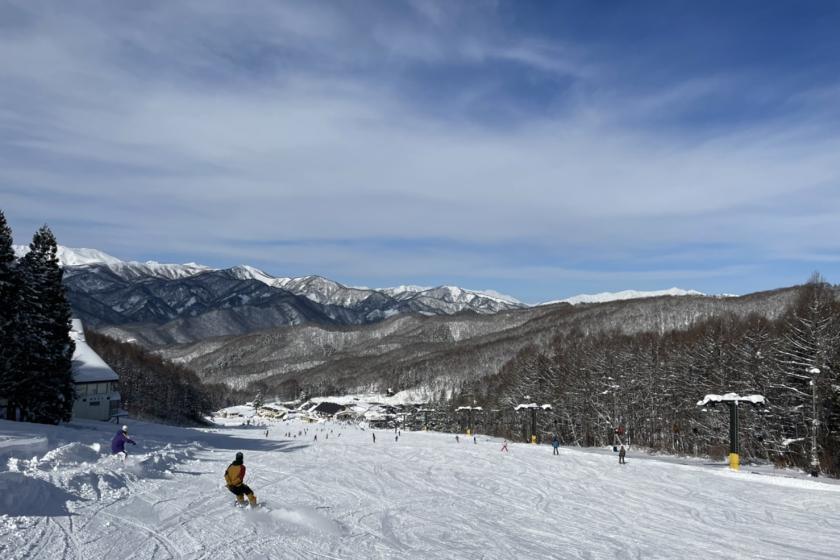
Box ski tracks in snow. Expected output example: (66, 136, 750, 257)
(5, 419, 840, 559)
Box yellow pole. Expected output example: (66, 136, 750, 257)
(530, 434, 537, 444)
(729, 452, 740, 471)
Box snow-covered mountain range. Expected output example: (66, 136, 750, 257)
(14, 245, 525, 312)
(13, 245, 536, 343)
(13, 245, 709, 308)
(13, 245, 212, 280)
(12, 245, 714, 345)
(543, 287, 707, 306)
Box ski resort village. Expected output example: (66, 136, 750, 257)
(5, 2, 840, 559)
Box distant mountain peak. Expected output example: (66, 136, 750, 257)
(542, 287, 705, 306)
(382, 285, 523, 306)
(13, 244, 215, 280)
(13, 244, 123, 266)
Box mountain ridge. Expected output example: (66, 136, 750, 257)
(14, 244, 709, 309)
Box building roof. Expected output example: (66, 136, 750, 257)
(69, 319, 119, 383)
(313, 402, 346, 415)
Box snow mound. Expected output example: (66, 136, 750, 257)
(37, 442, 103, 469)
(129, 444, 194, 478)
(0, 472, 78, 516)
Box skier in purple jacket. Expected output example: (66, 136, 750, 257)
(111, 425, 136, 458)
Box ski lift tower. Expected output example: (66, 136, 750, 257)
(456, 404, 482, 436)
(417, 408, 434, 431)
(807, 367, 821, 477)
(515, 400, 553, 444)
(697, 393, 766, 471)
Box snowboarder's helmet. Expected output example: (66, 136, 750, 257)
(235, 452, 243, 462)
(122, 425, 128, 433)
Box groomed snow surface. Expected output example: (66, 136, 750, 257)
(2, 418, 840, 559)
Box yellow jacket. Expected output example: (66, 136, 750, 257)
(224, 463, 246, 487)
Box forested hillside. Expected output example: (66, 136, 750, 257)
(83, 330, 247, 425)
(153, 285, 800, 398)
(456, 278, 840, 476)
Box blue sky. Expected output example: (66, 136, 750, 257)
(2, 1, 840, 303)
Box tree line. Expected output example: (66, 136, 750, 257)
(0, 210, 75, 423)
(448, 276, 840, 477)
(83, 329, 249, 425)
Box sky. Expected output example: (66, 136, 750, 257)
(2, 1, 840, 304)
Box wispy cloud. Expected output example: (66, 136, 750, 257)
(1, 1, 839, 301)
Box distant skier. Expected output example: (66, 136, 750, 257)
(473, 435, 477, 444)
(552, 434, 560, 456)
(456, 435, 460, 443)
(372, 433, 376, 443)
(500, 440, 508, 453)
(619, 445, 626, 465)
(265, 429, 269, 438)
(224, 452, 257, 507)
(111, 425, 136, 461)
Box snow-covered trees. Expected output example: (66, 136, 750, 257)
(0, 217, 75, 424)
(463, 281, 840, 477)
(83, 329, 246, 424)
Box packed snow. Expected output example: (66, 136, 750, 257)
(2, 414, 840, 559)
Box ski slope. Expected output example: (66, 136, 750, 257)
(2, 417, 840, 559)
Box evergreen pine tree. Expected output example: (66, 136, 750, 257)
(0, 210, 21, 419)
(17, 226, 75, 423)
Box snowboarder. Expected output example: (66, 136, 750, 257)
(619, 445, 626, 464)
(111, 425, 136, 461)
(224, 452, 257, 507)
(552, 434, 560, 455)
(500, 440, 509, 452)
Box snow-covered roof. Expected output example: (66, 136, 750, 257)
(455, 406, 483, 411)
(514, 403, 553, 411)
(70, 319, 119, 383)
(217, 405, 256, 417)
(259, 403, 289, 412)
(696, 393, 766, 407)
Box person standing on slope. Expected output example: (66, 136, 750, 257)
(552, 434, 560, 456)
(225, 452, 257, 507)
(111, 425, 136, 461)
(500, 440, 509, 452)
(619, 445, 626, 465)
